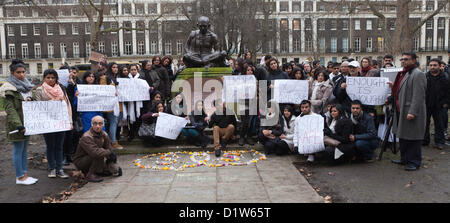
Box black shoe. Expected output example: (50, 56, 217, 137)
(215, 149, 222, 157)
(238, 138, 245, 146)
(405, 164, 419, 171)
(391, 159, 406, 165)
(246, 138, 255, 145)
(113, 167, 122, 177)
(220, 141, 227, 150)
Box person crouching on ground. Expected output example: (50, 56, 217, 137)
(73, 116, 122, 182)
(209, 99, 237, 157)
(294, 100, 323, 162)
(349, 100, 378, 163)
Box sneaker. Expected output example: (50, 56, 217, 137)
(112, 141, 124, 150)
(16, 177, 37, 185)
(307, 155, 315, 162)
(113, 167, 123, 177)
(48, 169, 56, 178)
(215, 149, 222, 157)
(57, 170, 69, 179)
(62, 157, 70, 166)
(28, 177, 38, 183)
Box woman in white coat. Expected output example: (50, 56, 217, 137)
(280, 105, 296, 154)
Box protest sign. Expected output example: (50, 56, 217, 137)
(222, 75, 257, 102)
(380, 68, 402, 83)
(89, 51, 107, 64)
(22, 101, 72, 135)
(273, 80, 308, 104)
(155, 112, 189, 140)
(346, 77, 390, 106)
(116, 78, 151, 102)
(76, 85, 119, 112)
(57, 69, 70, 87)
(296, 115, 325, 154)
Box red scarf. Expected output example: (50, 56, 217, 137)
(392, 64, 416, 111)
(361, 66, 372, 76)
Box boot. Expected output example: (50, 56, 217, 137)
(86, 172, 103, 182)
(238, 137, 245, 146)
(246, 137, 255, 146)
(112, 141, 124, 150)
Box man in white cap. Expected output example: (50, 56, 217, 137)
(348, 61, 361, 77)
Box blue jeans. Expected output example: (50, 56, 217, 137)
(182, 128, 200, 138)
(43, 132, 66, 170)
(106, 112, 120, 142)
(13, 140, 29, 178)
(355, 139, 379, 160)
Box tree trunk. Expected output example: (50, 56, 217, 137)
(391, 0, 413, 54)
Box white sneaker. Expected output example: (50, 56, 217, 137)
(307, 155, 315, 162)
(16, 177, 36, 185)
(28, 177, 38, 182)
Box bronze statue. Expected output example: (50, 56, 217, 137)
(183, 16, 227, 68)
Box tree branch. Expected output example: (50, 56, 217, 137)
(409, 0, 449, 35)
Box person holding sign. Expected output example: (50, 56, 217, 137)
(294, 100, 323, 162)
(349, 100, 378, 163)
(209, 99, 237, 157)
(34, 69, 72, 179)
(323, 104, 355, 163)
(0, 59, 38, 185)
(390, 52, 427, 171)
(75, 71, 105, 133)
(103, 62, 123, 150)
(259, 104, 285, 156)
(309, 68, 333, 114)
(140, 101, 166, 147)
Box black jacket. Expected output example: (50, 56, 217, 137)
(208, 108, 237, 129)
(352, 112, 377, 140)
(425, 70, 450, 109)
(324, 117, 353, 144)
(332, 74, 352, 114)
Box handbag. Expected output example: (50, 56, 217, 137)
(73, 116, 84, 133)
(138, 123, 156, 137)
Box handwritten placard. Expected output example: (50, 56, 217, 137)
(346, 77, 390, 106)
(155, 112, 189, 140)
(295, 114, 325, 154)
(273, 80, 308, 104)
(22, 101, 72, 135)
(57, 69, 70, 87)
(76, 85, 118, 112)
(222, 75, 257, 102)
(116, 78, 151, 102)
(381, 68, 402, 83)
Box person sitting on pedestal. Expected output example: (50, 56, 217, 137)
(208, 99, 237, 157)
(73, 116, 122, 182)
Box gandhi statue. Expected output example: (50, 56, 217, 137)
(183, 16, 227, 68)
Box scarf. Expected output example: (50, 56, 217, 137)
(329, 119, 337, 134)
(122, 73, 143, 123)
(7, 75, 34, 93)
(311, 80, 328, 100)
(361, 66, 372, 76)
(351, 111, 364, 125)
(42, 82, 64, 100)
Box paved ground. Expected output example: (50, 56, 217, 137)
(65, 154, 324, 203)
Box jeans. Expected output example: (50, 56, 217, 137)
(13, 140, 29, 178)
(43, 132, 66, 171)
(355, 139, 379, 160)
(106, 112, 120, 143)
(424, 108, 446, 145)
(182, 128, 200, 138)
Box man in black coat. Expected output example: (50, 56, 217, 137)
(349, 100, 378, 162)
(208, 99, 237, 157)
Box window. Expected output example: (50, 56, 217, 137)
(137, 8, 144, 15)
(86, 42, 91, 58)
(124, 7, 131, 15)
(331, 20, 337, 30)
(390, 21, 395, 30)
(438, 37, 444, 50)
(151, 41, 158, 54)
(71, 8, 78, 16)
(342, 37, 349, 53)
(331, 37, 337, 53)
(165, 40, 172, 55)
(48, 63, 54, 69)
(33, 25, 40, 35)
(342, 20, 348, 30)
(98, 41, 105, 53)
(355, 20, 360, 30)
(438, 19, 445, 29)
(60, 43, 67, 58)
(426, 19, 433, 29)
(319, 5, 325, 12)
(377, 37, 384, 52)
(7, 26, 14, 36)
(366, 20, 372, 30)
(48, 43, 54, 58)
(426, 2, 434, 11)
(319, 38, 326, 52)
(32, 10, 38, 17)
(268, 40, 274, 53)
(19, 10, 24, 17)
(9, 44, 16, 58)
(280, 2, 288, 12)
(138, 41, 145, 55)
(293, 38, 300, 52)
(293, 19, 300, 30)
(149, 5, 157, 14)
(111, 41, 118, 57)
(281, 20, 288, 30)
(354, 37, 361, 52)
(367, 37, 372, 52)
(73, 42, 80, 58)
(37, 63, 43, 74)
(111, 8, 117, 15)
(34, 43, 41, 59)
(413, 37, 419, 51)
(59, 24, 66, 35)
(318, 20, 325, 30)
(110, 22, 118, 33)
(20, 25, 27, 36)
(72, 24, 79, 35)
(85, 23, 91, 34)
(305, 38, 312, 52)
(177, 40, 183, 55)
(305, 19, 311, 30)
(281, 40, 288, 53)
(293, 3, 301, 12)
(124, 42, 132, 55)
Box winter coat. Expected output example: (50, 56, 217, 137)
(188, 110, 208, 133)
(281, 115, 296, 149)
(352, 112, 377, 141)
(308, 80, 333, 114)
(152, 65, 170, 100)
(392, 67, 427, 140)
(332, 74, 352, 114)
(33, 84, 73, 124)
(0, 82, 29, 142)
(425, 70, 450, 109)
(73, 128, 112, 166)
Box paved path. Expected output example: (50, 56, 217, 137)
(65, 154, 323, 203)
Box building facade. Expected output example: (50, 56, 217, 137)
(0, 0, 449, 77)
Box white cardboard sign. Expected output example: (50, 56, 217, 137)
(76, 84, 119, 112)
(294, 114, 325, 154)
(57, 69, 70, 87)
(273, 80, 309, 104)
(380, 68, 402, 83)
(22, 101, 72, 135)
(346, 77, 390, 106)
(117, 78, 151, 102)
(222, 75, 257, 103)
(155, 112, 189, 140)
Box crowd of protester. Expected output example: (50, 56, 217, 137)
(1, 49, 450, 184)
